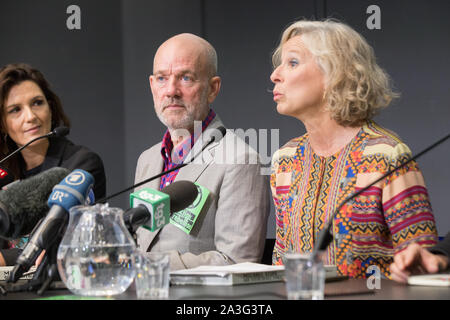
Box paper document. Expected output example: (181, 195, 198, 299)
(170, 262, 284, 286)
(170, 262, 340, 286)
(407, 273, 450, 287)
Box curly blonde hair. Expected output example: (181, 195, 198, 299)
(272, 19, 399, 127)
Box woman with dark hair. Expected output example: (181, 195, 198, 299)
(0, 63, 106, 266)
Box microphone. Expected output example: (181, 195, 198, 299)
(0, 167, 71, 239)
(124, 180, 199, 233)
(0, 126, 70, 166)
(312, 132, 450, 259)
(51, 126, 70, 138)
(8, 169, 94, 283)
(95, 126, 227, 204)
(0, 167, 14, 189)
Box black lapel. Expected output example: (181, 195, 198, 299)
(41, 137, 68, 171)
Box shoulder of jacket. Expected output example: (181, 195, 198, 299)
(362, 121, 412, 160)
(272, 135, 305, 166)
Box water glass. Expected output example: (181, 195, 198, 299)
(132, 251, 170, 299)
(283, 252, 325, 300)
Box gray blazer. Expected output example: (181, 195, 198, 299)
(134, 116, 270, 270)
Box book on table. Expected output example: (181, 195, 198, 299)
(169, 262, 341, 286)
(407, 273, 450, 287)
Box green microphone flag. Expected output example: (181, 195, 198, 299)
(129, 188, 170, 232)
(129, 183, 210, 234)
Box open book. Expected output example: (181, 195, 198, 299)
(170, 262, 340, 286)
(407, 273, 450, 287)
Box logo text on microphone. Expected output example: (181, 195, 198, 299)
(50, 191, 69, 202)
(65, 172, 86, 186)
(138, 190, 163, 202)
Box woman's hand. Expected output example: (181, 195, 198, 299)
(390, 243, 449, 283)
(0, 253, 6, 266)
(34, 250, 46, 267)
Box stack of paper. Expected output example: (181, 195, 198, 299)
(407, 274, 450, 287)
(170, 262, 284, 286)
(170, 262, 341, 286)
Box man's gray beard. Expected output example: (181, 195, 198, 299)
(157, 110, 196, 131)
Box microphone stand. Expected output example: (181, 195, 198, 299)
(122, 208, 139, 244)
(97, 163, 189, 204)
(4, 230, 65, 295)
(0, 127, 69, 166)
(0, 133, 52, 166)
(312, 132, 450, 260)
(35, 238, 62, 295)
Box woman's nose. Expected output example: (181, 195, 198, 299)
(23, 106, 38, 122)
(270, 66, 282, 83)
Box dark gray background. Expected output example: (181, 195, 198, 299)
(0, 0, 448, 238)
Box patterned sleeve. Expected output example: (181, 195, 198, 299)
(270, 149, 290, 265)
(270, 151, 282, 265)
(382, 142, 438, 254)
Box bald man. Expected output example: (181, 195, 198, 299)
(134, 33, 270, 270)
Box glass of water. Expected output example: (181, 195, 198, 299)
(283, 252, 325, 300)
(132, 251, 170, 299)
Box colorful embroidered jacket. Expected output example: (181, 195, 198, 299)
(270, 121, 438, 278)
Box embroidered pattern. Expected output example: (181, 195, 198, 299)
(270, 121, 438, 278)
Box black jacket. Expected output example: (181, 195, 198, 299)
(38, 136, 106, 199)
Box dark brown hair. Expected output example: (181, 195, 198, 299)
(0, 63, 71, 179)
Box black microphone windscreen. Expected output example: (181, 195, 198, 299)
(52, 126, 70, 137)
(216, 126, 227, 138)
(217, 126, 227, 138)
(161, 180, 199, 212)
(0, 167, 70, 239)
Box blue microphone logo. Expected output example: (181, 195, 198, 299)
(65, 171, 86, 186)
(48, 169, 94, 211)
(50, 190, 69, 202)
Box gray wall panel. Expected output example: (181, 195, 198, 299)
(204, 0, 319, 238)
(122, 0, 203, 196)
(327, 0, 450, 236)
(0, 0, 125, 207)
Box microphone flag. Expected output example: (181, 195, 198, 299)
(129, 188, 170, 232)
(48, 169, 94, 210)
(169, 183, 210, 235)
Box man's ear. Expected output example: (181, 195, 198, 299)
(207, 76, 221, 104)
(149, 75, 154, 91)
(149, 74, 160, 98)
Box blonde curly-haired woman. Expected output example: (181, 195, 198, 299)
(269, 19, 438, 278)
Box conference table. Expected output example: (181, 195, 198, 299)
(1, 278, 449, 300)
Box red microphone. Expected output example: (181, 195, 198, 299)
(0, 167, 14, 189)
